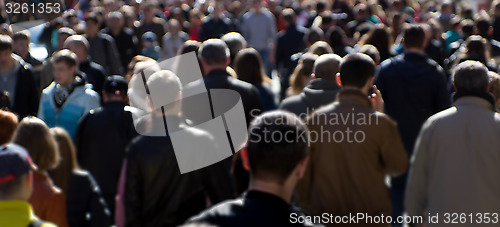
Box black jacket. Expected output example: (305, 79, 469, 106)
(79, 59, 107, 97)
(200, 15, 232, 41)
(279, 79, 341, 118)
(375, 52, 451, 154)
(13, 60, 39, 118)
(102, 27, 139, 70)
(66, 170, 111, 227)
(75, 101, 138, 214)
(187, 190, 322, 227)
(276, 25, 307, 72)
(183, 69, 262, 127)
(124, 115, 235, 227)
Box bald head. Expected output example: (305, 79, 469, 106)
(64, 35, 90, 63)
(313, 54, 342, 81)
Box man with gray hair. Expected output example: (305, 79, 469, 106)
(102, 11, 139, 70)
(406, 61, 500, 226)
(279, 53, 342, 118)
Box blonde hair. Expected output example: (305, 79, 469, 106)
(49, 127, 79, 193)
(12, 117, 59, 171)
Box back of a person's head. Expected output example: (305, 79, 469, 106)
(476, 16, 491, 37)
(247, 111, 309, 184)
(313, 54, 342, 80)
(305, 27, 324, 46)
(465, 35, 488, 58)
(339, 53, 376, 88)
(199, 39, 230, 66)
(48, 127, 79, 193)
(403, 25, 426, 50)
(326, 26, 346, 46)
(359, 44, 381, 64)
(461, 19, 475, 37)
(364, 24, 390, 52)
(282, 8, 296, 25)
(453, 61, 489, 94)
(0, 34, 13, 52)
(180, 40, 202, 55)
(146, 70, 182, 112)
(0, 110, 18, 145)
(0, 144, 35, 200)
(488, 71, 500, 102)
(308, 41, 333, 56)
(12, 117, 59, 171)
(234, 48, 265, 85)
(221, 32, 247, 60)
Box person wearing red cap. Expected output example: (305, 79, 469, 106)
(0, 143, 56, 227)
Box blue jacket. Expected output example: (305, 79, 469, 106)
(38, 81, 100, 137)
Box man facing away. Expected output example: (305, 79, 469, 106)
(375, 25, 451, 220)
(187, 111, 322, 227)
(122, 70, 234, 227)
(0, 143, 56, 227)
(406, 61, 500, 227)
(296, 53, 408, 226)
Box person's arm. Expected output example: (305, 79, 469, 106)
(25, 68, 40, 116)
(124, 144, 143, 227)
(115, 160, 127, 227)
(405, 119, 434, 219)
(48, 190, 69, 227)
(434, 66, 452, 112)
(379, 116, 408, 176)
(87, 173, 112, 227)
(37, 93, 46, 121)
(106, 37, 124, 75)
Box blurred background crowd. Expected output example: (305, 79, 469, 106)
(2, 0, 500, 226)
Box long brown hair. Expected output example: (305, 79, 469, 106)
(288, 53, 318, 96)
(12, 117, 59, 171)
(48, 127, 80, 193)
(234, 48, 268, 85)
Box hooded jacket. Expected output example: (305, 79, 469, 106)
(38, 75, 100, 137)
(279, 79, 341, 118)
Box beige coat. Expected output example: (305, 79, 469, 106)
(406, 96, 500, 226)
(296, 89, 408, 226)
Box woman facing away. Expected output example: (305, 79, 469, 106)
(11, 117, 68, 227)
(49, 127, 111, 227)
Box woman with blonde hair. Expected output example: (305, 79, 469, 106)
(12, 117, 68, 227)
(49, 127, 110, 227)
(287, 53, 318, 97)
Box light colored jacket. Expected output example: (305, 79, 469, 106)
(406, 96, 500, 226)
(38, 81, 100, 137)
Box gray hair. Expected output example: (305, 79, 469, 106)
(198, 39, 230, 66)
(453, 61, 489, 93)
(221, 32, 247, 59)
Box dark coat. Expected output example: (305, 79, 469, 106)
(375, 52, 451, 154)
(13, 60, 39, 118)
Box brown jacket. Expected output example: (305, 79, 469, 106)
(296, 89, 408, 225)
(29, 171, 68, 227)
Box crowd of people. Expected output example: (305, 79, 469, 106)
(2, 0, 500, 226)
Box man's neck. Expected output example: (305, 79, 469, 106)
(248, 179, 293, 204)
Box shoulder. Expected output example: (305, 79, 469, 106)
(280, 94, 302, 109)
(188, 197, 244, 224)
(99, 32, 114, 42)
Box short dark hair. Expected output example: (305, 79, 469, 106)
(198, 39, 230, 66)
(326, 26, 346, 46)
(305, 27, 324, 45)
(51, 49, 78, 67)
(0, 174, 25, 199)
(282, 8, 296, 25)
(247, 111, 309, 184)
(453, 61, 489, 93)
(0, 35, 13, 52)
(359, 44, 380, 64)
(476, 17, 491, 37)
(12, 31, 30, 42)
(84, 12, 101, 24)
(339, 53, 375, 88)
(403, 25, 426, 49)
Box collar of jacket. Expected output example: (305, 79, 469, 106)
(205, 69, 230, 78)
(403, 51, 428, 61)
(244, 190, 289, 208)
(305, 78, 341, 91)
(453, 91, 496, 111)
(336, 88, 373, 108)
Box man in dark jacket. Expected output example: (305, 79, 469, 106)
(64, 35, 107, 97)
(280, 54, 342, 118)
(102, 11, 139, 71)
(199, 2, 232, 41)
(275, 8, 307, 80)
(84, 12, 123, 76)
(375, 25, 451, 223)
(187, 111, 320, 227)
(123, 70, 234, 227)
(0, 35, 39, 118)
(12, 31, 43, 90)
(75, 76, 137, 220)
